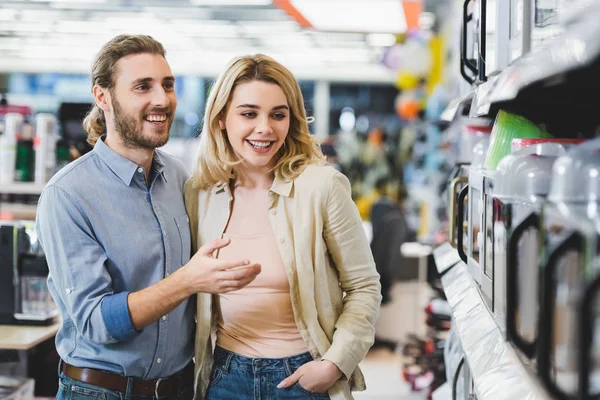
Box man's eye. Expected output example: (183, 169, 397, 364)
(136, 85, 149, 91)
(164, 83, 174, 90)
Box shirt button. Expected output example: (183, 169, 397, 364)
(137, 167, 143, 173)
(162, 230, 167, 236)
(268, 192, 274, 197)
(65, 288, 72, 294)
(271, 210, 276, 215)
(156, 358, 161, 364)
(162, 316, 167, 321)
(279, 237, 285, 243)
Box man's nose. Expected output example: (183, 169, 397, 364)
(151, 85, 170, 107)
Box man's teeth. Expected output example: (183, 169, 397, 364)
(248, 140, 272, 149)
(145, 114, 167, 122)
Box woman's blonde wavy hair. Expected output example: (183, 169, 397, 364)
(192, 54, 325, 190)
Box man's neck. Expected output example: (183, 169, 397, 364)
(104, 132, 154, 181)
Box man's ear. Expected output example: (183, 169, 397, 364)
(92, 84, 111, 113)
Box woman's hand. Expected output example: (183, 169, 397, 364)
(277, 360, 342, 393)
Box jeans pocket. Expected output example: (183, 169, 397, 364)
(294, 382, 330, 398)
(56, 381, 69, 400)
(70, 384, 107, 400)
(208, 366, 223, 387)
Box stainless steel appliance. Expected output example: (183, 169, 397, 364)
(0, 220, 57, 325)
(537, 145, 600, 399)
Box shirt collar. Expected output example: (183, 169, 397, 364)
(94, 136, 166, 186)
(270, 174, 293, 197)
(211, 174, 293, 197)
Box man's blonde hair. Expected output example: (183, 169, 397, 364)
(192, 54, 325, 189)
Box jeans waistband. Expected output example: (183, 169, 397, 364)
(213, 346, 314, 374)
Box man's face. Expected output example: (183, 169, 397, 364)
(109, 53, 177, 149)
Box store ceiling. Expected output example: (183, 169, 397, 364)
(0, 0, 428, 81)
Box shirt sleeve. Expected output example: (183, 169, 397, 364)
(321, 171, 383, 380)
(36, 185, 140, 344)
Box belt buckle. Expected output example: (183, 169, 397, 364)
(154, 378, 164, 399)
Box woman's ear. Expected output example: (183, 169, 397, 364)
(219, 119, 225, 130)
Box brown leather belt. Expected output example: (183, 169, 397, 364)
(62, 360, 194, 398)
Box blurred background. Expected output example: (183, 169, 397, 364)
(3, 0, 600, 399)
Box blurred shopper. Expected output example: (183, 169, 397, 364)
(369, 178, 412, 305)
(36, 34, 260, 400)
(184, 54, 382, 400)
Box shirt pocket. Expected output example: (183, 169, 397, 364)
(174, 215, 192, 266)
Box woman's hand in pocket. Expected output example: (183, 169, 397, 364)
(277, 360, 342, 393)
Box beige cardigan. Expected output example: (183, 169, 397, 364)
(184, 164, 382, 400)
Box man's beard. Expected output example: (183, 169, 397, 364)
(112, 97, 172, 150)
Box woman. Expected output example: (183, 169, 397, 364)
(184, 54, 381, 400)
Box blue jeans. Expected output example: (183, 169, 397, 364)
(56, 361, 193, 400)
(207, 346, 331, 400)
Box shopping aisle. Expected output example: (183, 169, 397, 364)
(355, 348, 427, 400)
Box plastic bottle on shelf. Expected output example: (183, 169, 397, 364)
(0, 113, 23, 185)
(34, 113, 58, 185)
(54, 138, 71, 174)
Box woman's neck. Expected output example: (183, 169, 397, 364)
(233, 165, 274, 190)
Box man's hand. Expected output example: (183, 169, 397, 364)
(182, 237, 261, 295)
(277, 360, 342, 393)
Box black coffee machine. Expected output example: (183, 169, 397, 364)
(0, 220, 57, 325)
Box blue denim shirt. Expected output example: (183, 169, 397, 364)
(36, 137, 194, 379)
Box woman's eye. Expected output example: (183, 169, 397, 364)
(272, 113, 287, 120)
(242, 112, 256, 118)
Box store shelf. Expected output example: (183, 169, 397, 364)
(466, 7, 600, 138)
(433, 247, 552, 400)
(432, 242, 462, 276)
(0, 203, 37, 218)
(0, 182, 45, 195)
(0, 318, 60, 351)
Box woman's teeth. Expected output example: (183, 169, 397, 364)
(248, 140, 273, 149)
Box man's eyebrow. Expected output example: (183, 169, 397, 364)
(132, 76, 175, 86)
(132, 77, 153, 86)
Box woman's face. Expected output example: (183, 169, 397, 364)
(221, 80, 290, 170)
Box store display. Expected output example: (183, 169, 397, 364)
(484, 110, 552, 169)
(0, 376, 34, 400)
(537, 146, 600, 399)
(0, 221, 57, 326)
(510, 137, 585, 152)
(0, 113, 22, 185)
(34, 114, 58, 185)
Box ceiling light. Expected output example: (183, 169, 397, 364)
(32, 0, 106, 3)
(366, 33, 397, 47)
(285, 0, 406, 33)
(0, 9, 18, 21)
(189, 0, 272, 5)
(171, 20, 240, 37)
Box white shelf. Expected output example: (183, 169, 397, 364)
(0, 182, 46, 195)
(0, 203, 37, 217)
(433, 244, 551, 400)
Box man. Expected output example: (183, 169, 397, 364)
(36, 34, 261, 400)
